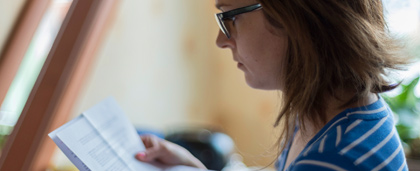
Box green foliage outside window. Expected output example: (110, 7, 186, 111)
(0, 125, 13, 151)
(384, 76, 420, 158)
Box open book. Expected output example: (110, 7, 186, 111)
(49, 97, 207, 171)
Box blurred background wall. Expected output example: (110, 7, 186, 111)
(0, 0, 26, 51)
(0, 0, 281, 168)
(69, 0, 280, 168)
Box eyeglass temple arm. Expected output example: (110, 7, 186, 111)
(218, 4, 262, 20)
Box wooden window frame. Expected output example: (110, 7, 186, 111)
(0, 0, 51, 107)
(0, 0, 119, 170)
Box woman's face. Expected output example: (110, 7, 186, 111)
(216, 0, 288, 90)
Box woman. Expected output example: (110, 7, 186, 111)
(136, 0, 409, 170)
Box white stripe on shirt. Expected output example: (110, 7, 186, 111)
(347, 106, 387, 116)
(303, 143, 315, 156)
(397, 159, 406, 171)
(354, 129, 395, 165)
(344, 119, 362, 134)
(336, 125, 342, 147)
(295, 160, 347, 171)
(372, 145, 403, 171)
(319, 135, 327, 153)
(339, 117, 387, 155)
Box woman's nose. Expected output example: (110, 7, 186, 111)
(216, 30, 235, 49)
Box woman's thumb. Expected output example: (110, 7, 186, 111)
(135, 148, 160, 162)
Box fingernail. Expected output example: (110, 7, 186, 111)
(136, 152, 146, 159)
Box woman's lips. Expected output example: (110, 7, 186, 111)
(237, 62, 244, 69)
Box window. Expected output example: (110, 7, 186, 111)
(0, 0, 73, 150)
(0, 0, 118, 170)
(383, 0, 420, 166)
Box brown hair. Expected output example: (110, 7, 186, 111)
(258, 0, 408, 158)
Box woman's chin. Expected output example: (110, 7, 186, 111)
(245, 79, 281, 90)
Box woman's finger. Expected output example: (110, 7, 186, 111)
(140, 135, 151, 148)
(137, 135, 163, 162)
(140, 135, 159, 148)
(136, 146, 160, 162)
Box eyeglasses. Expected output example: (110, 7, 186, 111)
(215, 4, 262, 39)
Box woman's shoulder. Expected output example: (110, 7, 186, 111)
(288, 97, 408, 170)
(290, 130, 407, 171)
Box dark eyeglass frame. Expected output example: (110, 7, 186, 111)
(215, 4, 262, 39)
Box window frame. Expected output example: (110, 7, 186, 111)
(0, 0, 51, 108)
(0, 0, 119, 170)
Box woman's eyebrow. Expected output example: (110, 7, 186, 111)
(216, 3, 231, 10)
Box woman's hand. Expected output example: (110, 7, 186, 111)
(135, 134, 207, 169)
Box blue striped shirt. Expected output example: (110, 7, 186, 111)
(277, 96, 408, 171)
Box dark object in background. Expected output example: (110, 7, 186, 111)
(165, 128, 235, 171)
(411, 137, 420, 159)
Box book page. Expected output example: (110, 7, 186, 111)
(81, 97, 161, 170)
(49, 116, 91, 171)
(50, 97, 208, 171)
(56, 115, 133, 170)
